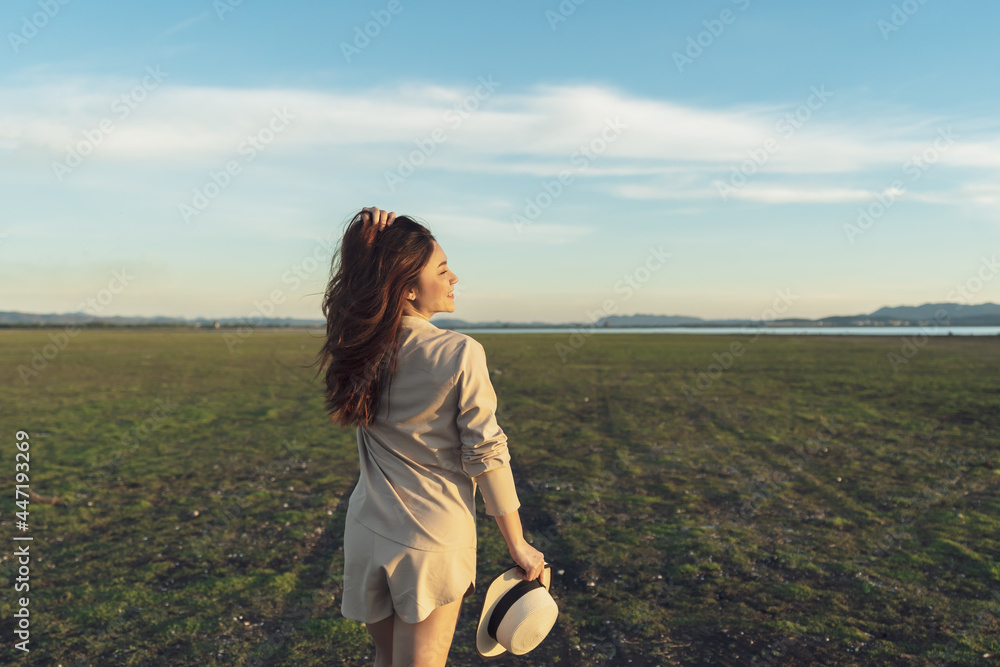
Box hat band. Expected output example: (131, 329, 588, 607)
(487, 579, 543, 640)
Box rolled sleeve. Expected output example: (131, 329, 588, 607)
(476, 464, 521, 517)
(455, 339, 512, 479)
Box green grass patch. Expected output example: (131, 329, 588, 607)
(1, 328, 997, 665)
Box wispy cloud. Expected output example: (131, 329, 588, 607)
(429, 212, 593, 245)
(2, 78, 998, 209)
(155, 13, 211, 41)
(711, 186, 887, 204)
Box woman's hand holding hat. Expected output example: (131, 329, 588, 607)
(508, 539, 545, 583)
(476, 560, 558, 657)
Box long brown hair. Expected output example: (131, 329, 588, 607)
(311, 210, 436, 428)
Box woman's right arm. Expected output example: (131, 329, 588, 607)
(494, 507, 546, 583)
(476, 466, 546, 582)
(455, 339, 545, 582)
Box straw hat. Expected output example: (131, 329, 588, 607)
(476, 563, 558, 658)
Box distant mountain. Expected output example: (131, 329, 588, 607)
(867, 302, 1000, 321)
(816, 302, 1000, 327)
(595, 313, 705, 327)
(2, 302, 999, 328)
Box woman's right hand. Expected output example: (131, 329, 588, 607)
(508, 540, 545, 583)
(362, 206, 395, 229)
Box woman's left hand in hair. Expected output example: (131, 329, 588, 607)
(362, 206, 396, 230)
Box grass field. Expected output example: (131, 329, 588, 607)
(0, 326, 997, 666)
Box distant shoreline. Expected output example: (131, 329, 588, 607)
(2, 323, 999, 337)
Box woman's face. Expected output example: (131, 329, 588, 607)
(404, 241, 458, 320)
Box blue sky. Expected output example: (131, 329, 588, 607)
(3, 0, 999, 323)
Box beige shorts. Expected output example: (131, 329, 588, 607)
(340, 511, 477, 624)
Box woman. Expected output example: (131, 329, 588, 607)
(314, 206, 545, 667)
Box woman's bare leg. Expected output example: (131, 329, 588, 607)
(366, 612, 395, 667)
(392, 597, 463, 667)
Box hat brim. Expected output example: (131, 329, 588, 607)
(476, 564, 551, 658)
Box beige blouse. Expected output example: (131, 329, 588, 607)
(345, 314, 521, 551)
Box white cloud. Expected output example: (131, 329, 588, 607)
(428, 211, 593, 245)
(2, 78, 999, 206)
(724, 186, 890, 204)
